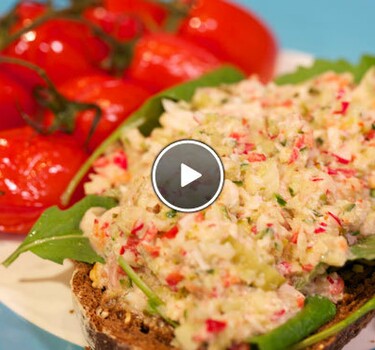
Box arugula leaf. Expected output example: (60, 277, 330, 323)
(118, 256, 177, 327)
(349, 235, 375, 260)
(2, 195, 117, 267)
(293, 296, 375, 349)
(61, 65, 245, 205)
(118, 256, 164, 308)
(276, 55, 375, 85)
(249, 296, 336, 350)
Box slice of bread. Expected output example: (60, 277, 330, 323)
(71, 262, 375, 350)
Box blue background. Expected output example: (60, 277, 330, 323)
(246, 0, 375, 61)
(0, 0, 374, 60)
(0, 0, 374, 349)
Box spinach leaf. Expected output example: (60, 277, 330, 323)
(349, 235, 375, 260)
(276, 55, 375, 85)
(2, 195, 117, 267)
(248, 296, 336, 350)
(293, 296, 375, 349)
(61, 65, 245, 205)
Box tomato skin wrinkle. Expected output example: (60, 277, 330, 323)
(45, 74, 151, 150)
(0, 127, 87, 234)
(126, 33, 222, 92)
(178, 0, 278, 82)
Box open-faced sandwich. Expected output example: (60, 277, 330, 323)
(3, 58, 375, 350)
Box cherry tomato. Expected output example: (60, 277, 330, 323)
(84, 6, 146, 42)
(10, 1, 47, 32)
(0, 71, 37, 130)
(125, 33, 222, 92)
(177, 0, 278, 81)
(103, 0, 167, 28)
(0, 59, 45, 94)
(46, 74, 151, 150)
(0, 127, 87, 234)
(4, 15, 109, 84)
(0, 55, 47, 132)
(0, 64, 44, 131)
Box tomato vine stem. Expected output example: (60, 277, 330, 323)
(0, 56, 102, 149)
(0, 0, 101, 50)
(157, 0, 194, 32)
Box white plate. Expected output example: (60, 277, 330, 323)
(0, 50, 374, 349)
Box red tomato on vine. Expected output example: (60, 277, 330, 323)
(84, 6, 146, 42)
(103, 0, 167, 27)
(0, 127, 87, 233)
(5, 10, 109, 83)
(0, 69, 39, 130)
(126, 32, 222, 92)
(45, 74, 151, 150)
(178, 0, 278, 81)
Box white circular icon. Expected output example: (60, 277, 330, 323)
(151, 139, 225, 213)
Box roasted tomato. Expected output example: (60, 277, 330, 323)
(45, 74, 151, 150)
(4, 3, 109, 84)
(125, 32, 222, 92)
(0, 69, 39, 130)
(103, 0, 168, 28)
(177, 0, 278, 81)
(84, 6, 146, 42)
(0, 127, 87, 233)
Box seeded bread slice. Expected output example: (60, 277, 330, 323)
(71, 262, 375, 350)
(71, 262, 175, 350)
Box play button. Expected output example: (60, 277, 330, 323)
(151, 140, 224, 212)
(180, 163, 202, 188)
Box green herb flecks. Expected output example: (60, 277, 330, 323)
(2, 195, 117, 267)
(166, 209, 177, 218)
(249, 296, 336, 350)
(233, 180, 244, 186)
(315, 137, 324, 146)
(345, 203, 356, 212)
(288, 187, 295, 197)
(275, 193, 287, 207)
(312, 209, 323, 218)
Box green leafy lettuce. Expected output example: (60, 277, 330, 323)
(249, 296, 336, 350)
(350, 235, 375, 260)
(276, 55, 375, 85)
(2, 195, 117, 267)
(293, 296, 375, 349)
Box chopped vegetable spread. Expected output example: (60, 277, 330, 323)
(81, 69, 375, 350)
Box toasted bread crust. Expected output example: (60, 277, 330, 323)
(308, 264, 375, 350)
(71, 262, 375, 350)
(71, 262, 175, 350)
